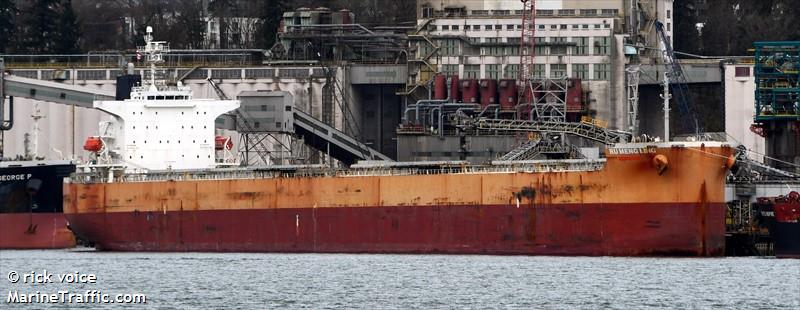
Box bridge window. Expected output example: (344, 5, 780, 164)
(147, 96, 154, 100)
(166, 96, 174, 100)
(735, 67, 750, 77)
(156, 96, 164, 100)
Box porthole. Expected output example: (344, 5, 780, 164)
(140, 156, 143, 159)
(203, 126, 206, 129)
(146, 126, 149, 129)
(196, 155, 200, 158)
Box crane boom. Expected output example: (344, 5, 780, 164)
(655, 21, 701, 135)
(518, 0, 535, 103)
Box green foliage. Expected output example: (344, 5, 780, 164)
(55, 0, 80, 54)
(0, 0, 18, 53)
(682, 0, 800, 56)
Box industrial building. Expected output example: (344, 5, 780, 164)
(409, 0, 674, 131)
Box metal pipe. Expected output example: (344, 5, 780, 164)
(0, 96, 13, 131)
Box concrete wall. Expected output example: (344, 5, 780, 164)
(723, 64, 764, 162)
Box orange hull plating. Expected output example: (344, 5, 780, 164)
(64, 144, 734, 256)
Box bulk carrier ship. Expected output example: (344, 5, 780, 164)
(1, 160, 76, 249)
(63, 29, 737, 256)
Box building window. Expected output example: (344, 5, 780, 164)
(550, 37, 568, 55)
(572, 24, 579, 29)
(422, 6, 433, 18)
(560, 24, 567, 30)
(558, 9, 575, 16)
(452, 25, 459, 30)
(550, 24, 557, 30)
(472, 10, 489, 16)
(464, 64, 480, 79)
(572, 64, 589, 80)
(594, 24, 601, 29)
(538, 25, 545, 30)
(594, 63, 610, 80)
(536, 10, 554, 16)
(579, 9, 597, 17)
(442, 64, 459, 76)
(506, 37, 520, 56)
(419, 41, 434, 58)
(465, 25, 471, 31)
(442, 25, 450, 30)
(573, 37, 589, 55)
(463, 37, 480, 56)
(486, 64, 501, 79)
(735, 67, 751, 77)
(582, 24, 589, 29)
(439, 39, 460, 56)
(604, 24, 611, 29)
(550, 64, 567, 78)
(506, 24, 514, 30)
(667, 23, 671, 31)
(494, 24, 502, 30)
(533, 64, 545, 78)
(667, 10, 671, 19)
(535, 37, 547, 55)
(484, 25, 492, 30)
(593, 37, 611, 55)
(601, 9, 619, 17)
(504, 64, 519, 79)
(482, 38, 503, 56)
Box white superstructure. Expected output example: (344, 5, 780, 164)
(88, 27, 239, 171)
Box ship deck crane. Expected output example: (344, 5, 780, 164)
(655, 21, 701, 140)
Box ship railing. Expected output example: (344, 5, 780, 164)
(70, 159, 607, 183)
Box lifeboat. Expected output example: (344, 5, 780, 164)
(83, 136, 103, 153)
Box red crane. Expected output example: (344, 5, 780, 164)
(518, 0, 536, 103)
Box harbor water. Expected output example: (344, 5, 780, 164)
(1, 249, 798, 309)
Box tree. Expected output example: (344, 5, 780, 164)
(176, 0, 207, 49)
(254, 0, 287, 49)
(55, 0, 81, 53)
(673, 0, 699, 55)
(0, 0, 17, 53)
(22, 0, 61, 53)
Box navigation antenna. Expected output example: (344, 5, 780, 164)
(137, 26, 169, 90)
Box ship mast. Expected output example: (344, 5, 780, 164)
(137, 26, 169, 91)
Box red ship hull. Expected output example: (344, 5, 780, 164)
(65, 202, 725, 256)
(0, 213, 76, 249)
